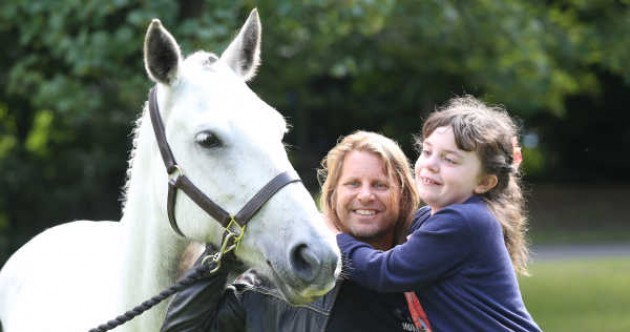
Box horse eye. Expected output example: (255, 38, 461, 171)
(195, 131, 222, 149)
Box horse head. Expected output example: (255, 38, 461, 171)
(142, 10, 340, 304)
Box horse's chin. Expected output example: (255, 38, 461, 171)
(267, 262, 335, 305)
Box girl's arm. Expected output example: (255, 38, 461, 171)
(337, 207, 473, 292)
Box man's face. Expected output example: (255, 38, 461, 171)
(334, 150, 401, 249)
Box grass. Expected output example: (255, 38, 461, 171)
(519, 257, 630, 332)
(523, 184, 630, 330)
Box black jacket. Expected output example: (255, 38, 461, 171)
(161, 265, 342, 332)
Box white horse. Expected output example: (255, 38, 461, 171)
(0, 9, 340, 332)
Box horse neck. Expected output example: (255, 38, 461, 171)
(119, 108, 188, 310)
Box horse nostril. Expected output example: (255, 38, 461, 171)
(290, 243, 321, 283)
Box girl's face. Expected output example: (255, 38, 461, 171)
(334, 150, 401, 250)
(415, 126, 494, 213)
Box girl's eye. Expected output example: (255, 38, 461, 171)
(195, 131, 222, 149)
(422, 149, 432, 156)
(444, 157, 456, 164)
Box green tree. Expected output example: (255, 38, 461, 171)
(0, 0, 253, 262)
(1, 0, 629, 265)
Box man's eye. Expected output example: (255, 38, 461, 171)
(374, 182, 389, 190)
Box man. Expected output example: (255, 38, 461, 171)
(161, 131, 421, 331)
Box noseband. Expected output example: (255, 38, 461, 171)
(148, 87, 301, 256)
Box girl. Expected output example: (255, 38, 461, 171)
(336, 96, 541, 331)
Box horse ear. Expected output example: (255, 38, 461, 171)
(144, 19, 182, 85)
(220, 8, 261, 82)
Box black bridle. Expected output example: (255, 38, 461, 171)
(148, 87, 301, 254)
(89, 88, 301, 332)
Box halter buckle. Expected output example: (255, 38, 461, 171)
(202, 216, 246, 274)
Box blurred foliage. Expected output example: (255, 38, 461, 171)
(1, 0, 629, 263)
(521, 147, 545, 177)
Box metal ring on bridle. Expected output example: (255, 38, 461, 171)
(202, 216, 246, 273)
(167, 165, 184, 182)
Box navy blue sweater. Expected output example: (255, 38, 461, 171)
(337, 196, 541, 331)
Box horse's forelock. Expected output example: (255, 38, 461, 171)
(185, 51, 220, 71)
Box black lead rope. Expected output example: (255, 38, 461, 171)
(88, 260, 214, 332)
(89, 231, 243, 332)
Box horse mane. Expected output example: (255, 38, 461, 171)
(121, 106, 149, 213)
